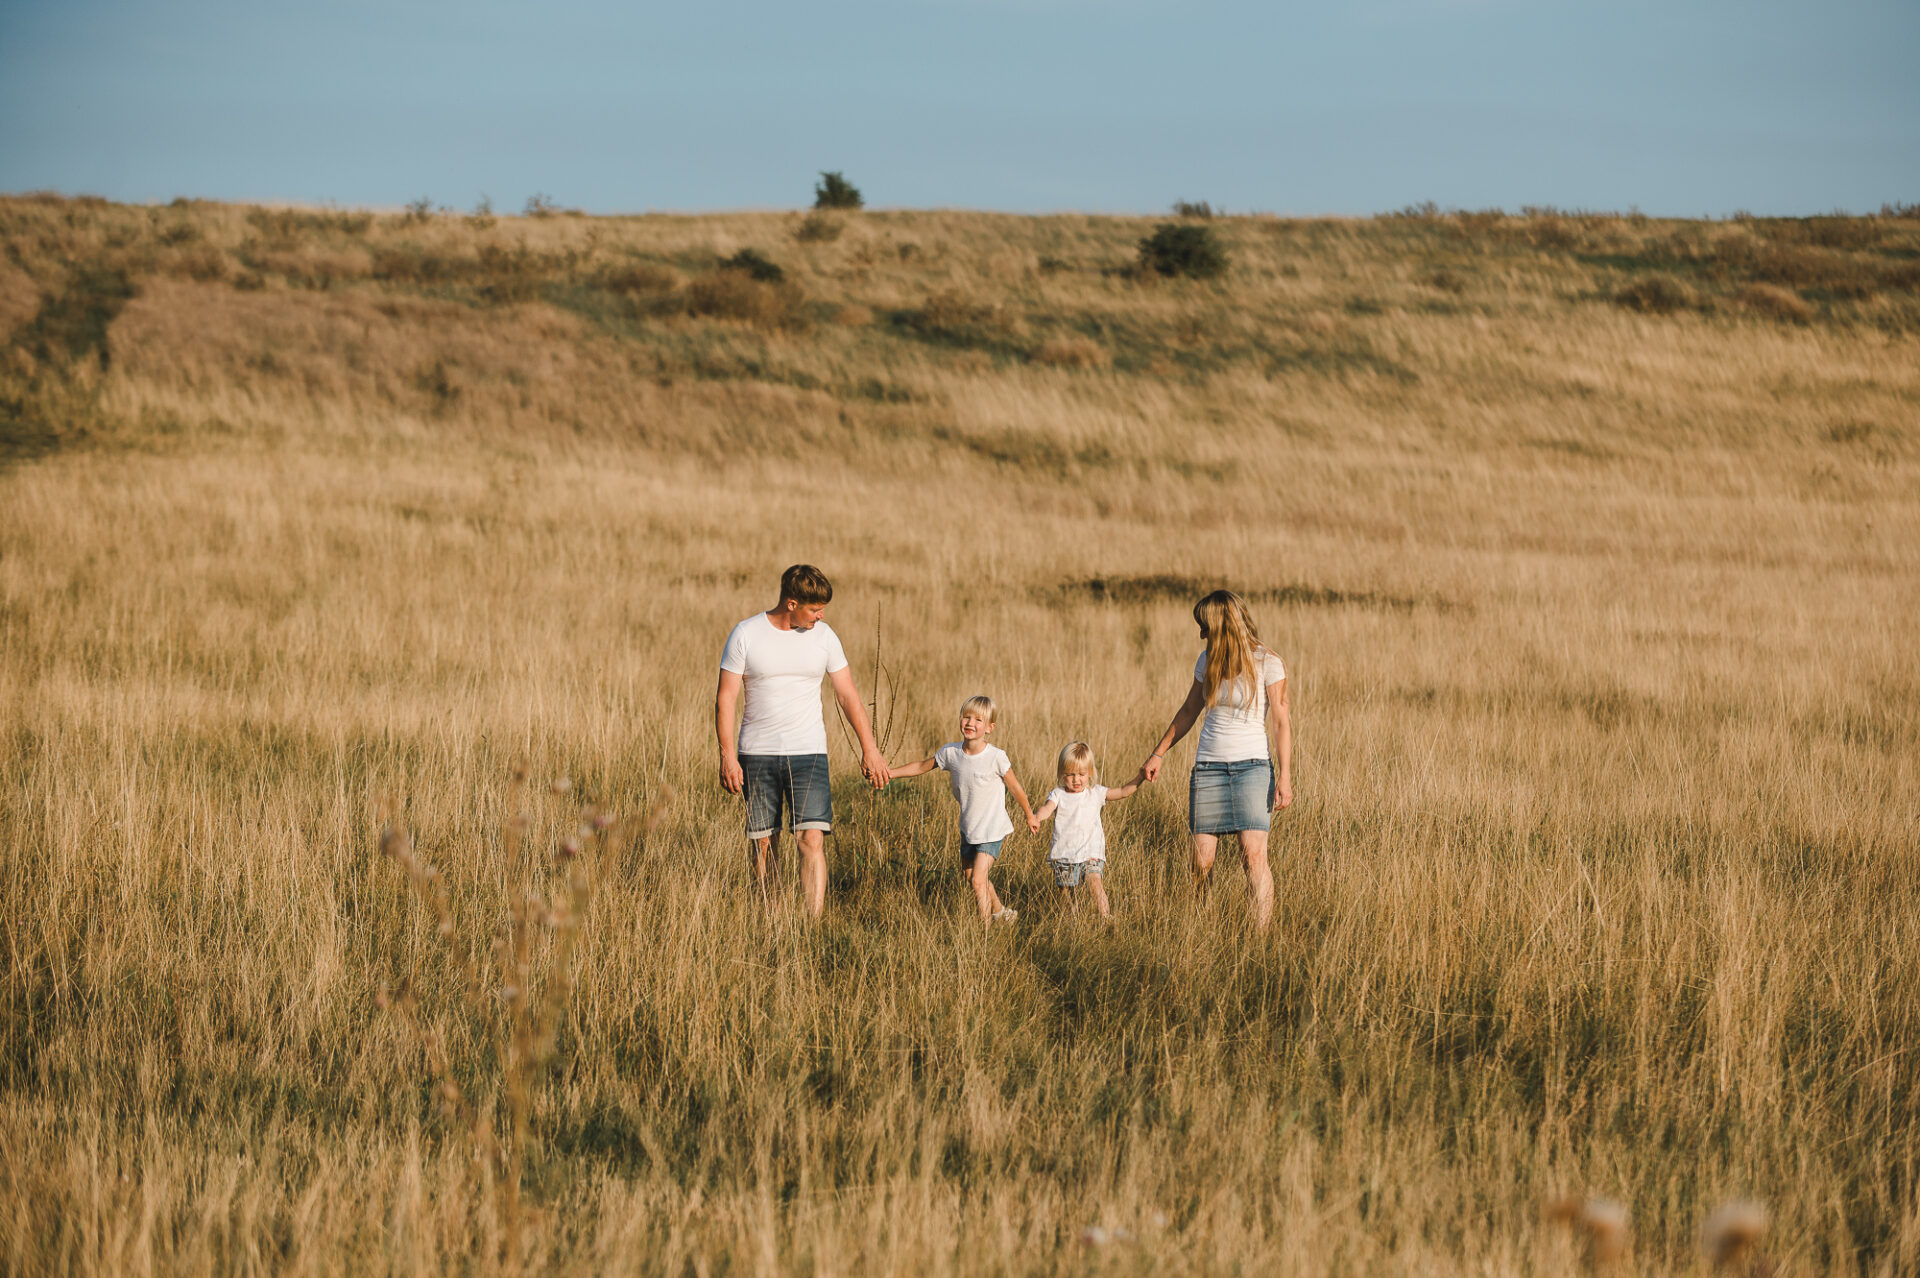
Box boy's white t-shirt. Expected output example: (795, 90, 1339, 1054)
(934, 743, 1015, 845)
(718, 612, 850, 755)
(1192, 647, 1287, 763)
(1046, 785, 1109, 864)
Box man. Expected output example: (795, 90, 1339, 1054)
(715, 564, 889, 917)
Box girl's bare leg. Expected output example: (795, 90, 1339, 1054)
(1086, 872, 1111, 918)
(970, 854, 998, 922)
(1239, 829, 1274, 930)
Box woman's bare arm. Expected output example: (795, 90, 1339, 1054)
(1267, 678, 1292, 809)
(1141, 678, 1208, 782)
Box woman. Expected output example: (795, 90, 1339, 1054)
(1139, 590, 1293, 929)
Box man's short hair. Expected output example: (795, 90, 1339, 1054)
(779, 564, 834, 606)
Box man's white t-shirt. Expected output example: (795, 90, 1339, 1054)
(934, 743, 1015, 845)
(718, 612, 849, 755)
(1046, 785, 1108, 864)
(1192, 647, 1287, 763)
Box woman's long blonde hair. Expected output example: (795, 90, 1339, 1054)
(1194, 590, 1265, 708)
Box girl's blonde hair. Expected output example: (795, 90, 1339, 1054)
(959, 694, 997, 724)
(1056, 741, 1097, 784)
(1194, 589, 1266, 708)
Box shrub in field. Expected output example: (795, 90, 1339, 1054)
(1172, 200, 1215, 219)
(1138, 223, 1228, 279)
(524, 193, 560, 218)
(686, 272, 804, 327)
(795, 212, 844, 243)
(1422, 269, 1467, 294)
(1031, 336, 1110, 368)
(467, 196, 496, 230)
(1740, 283, 1813, 324)
(813, 171, 863, 210)
(402, 196, 434, 225)
(1613, 275, 1692, 315)
(720, 248, 785, 283)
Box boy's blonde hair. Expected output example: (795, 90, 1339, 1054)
(960, 695, 997, 724)
(1056, 741, 1097, 784)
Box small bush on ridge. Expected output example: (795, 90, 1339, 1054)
(1138, 223, 1229, 279)
(795, 212, 844, 243)
(814, 172, 863, 211)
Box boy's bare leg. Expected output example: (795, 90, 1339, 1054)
(1191, 833, 1218, 901)
(1086, 872, 1112, 919)
(1239, 829, 1274, 931)
(752, 833, 781, 914)
(797, 828, 827, 918)
(970, 854, 998, 922)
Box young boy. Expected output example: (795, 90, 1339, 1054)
(1028, 741, 1143, 920)
(889, 696, 1035, 925)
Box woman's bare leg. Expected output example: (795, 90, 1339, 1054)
(1239, 829, 1273, 930)
(1191, 833, 1219, 900)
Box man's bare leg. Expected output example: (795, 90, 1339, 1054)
(752, 833, 782, 915)
(1191, 833, 1219, 901)
(797, 828, 827, 918)
(1240, 829, 1274, 931)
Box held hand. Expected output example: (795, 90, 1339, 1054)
(1027, 812, 1042, 834)
(861, 749, 891, 789)
(1141, 753, 1163, 783)
(720, 756, 744, 795)
(1274, 778, 1293, 811)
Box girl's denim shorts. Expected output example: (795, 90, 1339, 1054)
(1188, 758, 1275, 834)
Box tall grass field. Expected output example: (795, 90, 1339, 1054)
(1, 193, 1916, 1274)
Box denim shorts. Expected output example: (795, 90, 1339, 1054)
(1050, 858, 1105, 887)
(740, 753, 832, 840)
(1189, 758, 1275, 834)
(960, 839, 1003, 870)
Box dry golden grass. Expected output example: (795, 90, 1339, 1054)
(1, 195, 1917, 1275)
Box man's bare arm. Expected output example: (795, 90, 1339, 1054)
(716, 670, 745, 794)
(828, 666, 891, 788)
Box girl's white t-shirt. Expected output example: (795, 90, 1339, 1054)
(1192, 647, 1286, 763)
(1046, 785, 1108, 864)
(934, 743, 1015, 844)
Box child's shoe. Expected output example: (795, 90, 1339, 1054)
(992, 907, 1018, 925)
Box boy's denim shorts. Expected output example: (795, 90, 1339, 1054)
(1189, 758, 1275, 834)
(740, 753, 832, 840)
(960, 839, 1003, 870)
(1049, 858, 1105, 888)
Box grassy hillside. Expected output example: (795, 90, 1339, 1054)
(1, 193, 1916, 1275)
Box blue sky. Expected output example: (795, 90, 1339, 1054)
(2, 0, 1915, 216)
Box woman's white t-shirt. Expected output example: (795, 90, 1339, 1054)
(1192, 647, 1286, 763)
(1046, 786, 1108, 864)
(718, 612, 850, 755)
(934, 743, 1015, 845)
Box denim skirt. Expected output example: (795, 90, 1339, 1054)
(1188, 758, 1275, 834)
